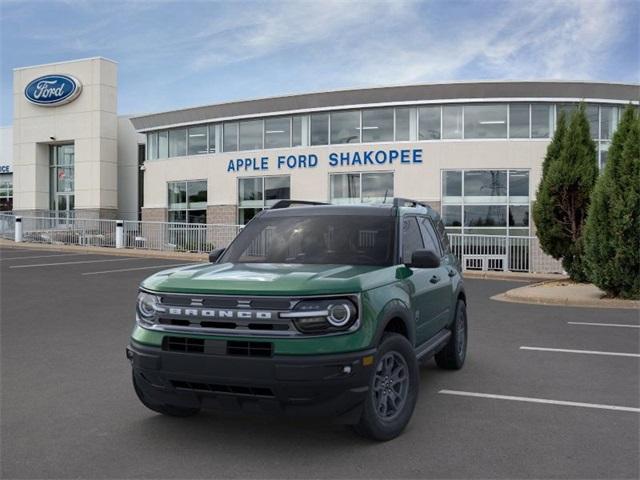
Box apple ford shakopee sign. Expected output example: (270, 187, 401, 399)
(24, 74, 82, 106)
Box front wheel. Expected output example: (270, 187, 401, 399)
(435, 299, 467, 370)
(353, 333, 419, 441)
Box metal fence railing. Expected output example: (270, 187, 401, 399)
(448, 234, 564, 274)
(1, 213, 565, 273)
(122, 221, 242, 253)
(0, 213, 15, 240)
(20, 216, 118, 248)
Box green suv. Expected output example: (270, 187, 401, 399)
(127, 198, 467, 440)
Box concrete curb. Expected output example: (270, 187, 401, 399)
(463, 271, 567, 282)
(0, 238, 208, 262)
(492, 280, 640, 310)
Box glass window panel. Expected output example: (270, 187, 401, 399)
(418, 217, 441, 255)
(395, 107, 411, 141)
(362, 108, 394, 142)
(239, 177, 263, 207)
(168, 182, 187, 209)
(265, 176, 290, 205)
(147, 132, 158, 160)
(600, 106, 619, 140)
(509, 104, 529, 138)
(401, 217, 424, 264)
(208, 124, 216, 153)
(168, 210, 186, 223)
(238, 208, 262, 225)
(509, 170, 529, 200)
(223, 122, 238, 152)
(158, 131, 168, 159)
(586, 104, 599, 139)
(187, 126, 208, 155)
(464, 205, 507, 227)
(531, 104, 552, 138)
(464, 170, 507, 202)
(442, 205, 462, 227)
(330, 174, 360, 204)
(187, 180, 207, 209)
(557, 103, 577, 118)
(187, 210, 207, 224)
(310, 113, 329, 145)
(419, 106, 441, 140)
(292, 116, 303, 146)
(442, 171, 462, 199)
(56, 167, 74, 192)
(169, 128, 187, 157)
(508, 206, 529, 227)
(330, 110, 360, 144)
(362, 172, 393, 203)
(239, 120, 263, 150)
(264, 117, 291, 149)
(464, 227, 508, 236)
(599, 142, 610, 170)
(442, 105, 463, 139)
(464, 104, 507, 139)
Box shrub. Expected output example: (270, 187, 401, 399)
(584, 106, 640, 298)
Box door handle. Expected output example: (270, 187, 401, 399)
(430, 275, 441, 284)
(447, 268, 457, 277)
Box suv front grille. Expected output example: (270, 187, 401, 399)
(171, 380, 274, 397)
(162, 336, 273, 357)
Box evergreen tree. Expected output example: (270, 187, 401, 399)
(584, 106, 640, 298)
(533, 104, 598, 281)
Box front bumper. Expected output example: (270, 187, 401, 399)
(127, 340, 376, 422)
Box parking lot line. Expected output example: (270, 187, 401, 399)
(9, 258, 136, 269)
(82, 263, 197, 275)
(438, 390, 640, 413)
(568, 321, 640, 329)
(520, 346, 640, 358)
(1, 253, 88, 261)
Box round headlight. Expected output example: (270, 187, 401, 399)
(137, 292, 158, 320)
(327, 303, 353, 327)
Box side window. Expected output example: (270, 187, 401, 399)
(402, 217, 424, 264)
(418, 217, 442, 256)
(434, 218, 451, 254)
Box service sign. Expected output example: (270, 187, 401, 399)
(24, 74, 82, 106)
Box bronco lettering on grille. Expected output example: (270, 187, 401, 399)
(161, 307, 273, 320)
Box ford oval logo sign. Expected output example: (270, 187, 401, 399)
(24, 74, 82, 106)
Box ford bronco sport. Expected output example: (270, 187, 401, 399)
(127, 198, 467, 440)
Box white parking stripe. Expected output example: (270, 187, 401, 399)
(438, 390, 640, 413)
(520, 346, 640, 358)
(82, 263, 196, 275)
(1, 253, 88, 261)
(568, 322, 640, 329)
(10, 258, 136, 268)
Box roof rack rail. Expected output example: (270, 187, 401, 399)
(392, 197, 431, 209)
(270, 200, 329, 209)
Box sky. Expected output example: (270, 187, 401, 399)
(0, 0, 638, 126)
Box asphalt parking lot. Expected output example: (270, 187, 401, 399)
(1, 245, 638, 479)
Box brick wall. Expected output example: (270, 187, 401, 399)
(207, 205, 237, 225)
(141, 208, 167, 223)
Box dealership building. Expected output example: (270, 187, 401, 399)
(5, 57, 639, 240)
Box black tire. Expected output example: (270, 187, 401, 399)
(435, 299, 467, 370)
(353, 333, 419, 441)
(132, 372, 200, 417)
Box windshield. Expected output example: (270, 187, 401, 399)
(221, 214, 396, 266)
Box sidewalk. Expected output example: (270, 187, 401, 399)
(492, 280, 640, 310)
(0, 238, 208, 262)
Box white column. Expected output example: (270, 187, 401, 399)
(116, 220, 124, 248)
(14, 216, 23, 243)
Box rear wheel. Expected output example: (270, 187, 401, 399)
(353, 333, 419, 441)
(132, 372, 200, 417)
(435, 299, 467, 370)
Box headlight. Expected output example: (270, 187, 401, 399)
(281, 298, 358, 334)
(136, 291, 160, 325)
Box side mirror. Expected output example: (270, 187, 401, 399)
(208, 248, 225, 263)
(408, 249, 440, 269)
